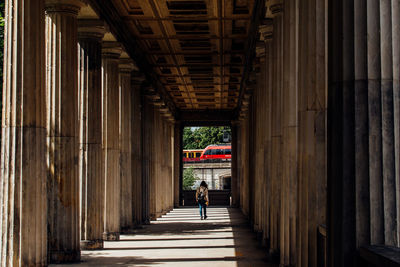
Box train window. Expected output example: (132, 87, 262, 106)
(204, 150, 211, 155)
(189, 152, 194, 158)
(216, 149, 223, 155)
(225, 149, 231, 155)
(210, 149, 217, 155)
(196, 152, 201, 157)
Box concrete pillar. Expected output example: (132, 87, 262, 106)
(131, 73, 144, 225)
(78, 20, 106, 250)
(0, 1, 47, 266)
(102, 42, 122, 240)
(119, 60, 135, 233)
(45, 0, 85, 262)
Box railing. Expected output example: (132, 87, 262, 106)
(182, 190, 231, 206)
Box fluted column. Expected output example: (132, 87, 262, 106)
(297, 0, 327, 266)
(131, 73, 144, 225)
(281, 0, 298, 265)
(45, 0, 85, 263)
(0, 1, 47, 266)
(259, 20, 273, 248)
(119, 60, 135, 233)
(379, 0, 397, 247)
(102, 43, 123, 240)
(269, 0, 283, 256)
(78, 20, 106, 250)
(173, 121, 181, 208)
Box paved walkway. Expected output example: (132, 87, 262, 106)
(51, 207, 277, 267)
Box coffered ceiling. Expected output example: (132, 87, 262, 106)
(113, 0, 256, 110)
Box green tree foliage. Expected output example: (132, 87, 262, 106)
(182, 167, 196, 190)
(183, 126, 231, 149)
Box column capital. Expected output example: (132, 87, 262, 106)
(45, 0, 86, 15)
(259, 19, 273, 42)
(269, 0, 283, 17)
(131, 71, 146, 85)
(256, 42, 266, 59)
(119, 59, 137, 74)
(78, 19, 107, 40)
(102, 42, 123, 59)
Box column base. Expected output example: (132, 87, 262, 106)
(80, 240, 104, 250)
(103, 232, 120, 241)
(49, 250, 80, 264)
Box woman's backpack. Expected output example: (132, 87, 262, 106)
(197, 189, 206, 204)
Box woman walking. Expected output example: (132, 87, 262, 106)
(196, 181, 209, 220)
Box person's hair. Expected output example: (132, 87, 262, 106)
(200, 181, 208, 188)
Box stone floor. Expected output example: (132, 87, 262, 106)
(51, 207, 277, 267)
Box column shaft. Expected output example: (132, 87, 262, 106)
(173, 122, 181, 208)
(78, 24, 105, 249)
(367, 0, 385, 245)
(379, 0, 397, 246)
(0, 1, 47, 266)
(131, 77, 143, 224)
(354, 0, 371, 248)
(102, 47, 122, 240)
(120, 64, 134, 232)
(392, 0, 400, 246)
(45, 1, 84, 262)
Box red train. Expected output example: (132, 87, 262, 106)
(200, 144, 231, 162)
(182, 144, 231, 163)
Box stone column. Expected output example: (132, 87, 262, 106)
(173, 121, 181, 208)
(260, 20, 273, 249)
(231, 122, 239, 207)
(269, 0, 283, 256)
(0, 1, 47, 266)
(131, 73, 144, 225)
(119, 60, 135, 233)
(367, 0, 384, 246)
(328, 0, 356, 266)
(298, 0, 327, 266)
(354, 0, 370, 249)
(102, 42, 122, 240)
(78, 20, 106, 250)
(392, 0, 400, 246)
(45, 0, 85, 263)
(281, 0, 298, 265)
(379, 0, 397, 247)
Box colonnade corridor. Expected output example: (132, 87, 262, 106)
(3, 0, 400, 266)
(50, 208, 275, 267)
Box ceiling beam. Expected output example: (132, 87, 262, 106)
(87, 0, 177, 116)
(178, 109, 234, 125)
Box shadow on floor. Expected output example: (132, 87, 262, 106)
(50, 207, 277, 267)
